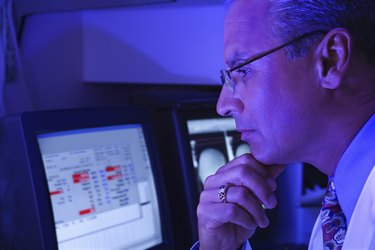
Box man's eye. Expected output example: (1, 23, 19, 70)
(234, 67, 251, 79)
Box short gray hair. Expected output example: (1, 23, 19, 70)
(225, 0, 375, 64)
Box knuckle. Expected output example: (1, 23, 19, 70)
(237, 166, 254, 179)
(196, 203, 207, 218)
(198, 189, 210, 202)
(236, 187, 249, 200)
(198, 190, 205, 202)
(203, 174, 214, 187)
(238, 153, 252, 164)
(225, 203, 237, 217)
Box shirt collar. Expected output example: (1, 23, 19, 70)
(334, 113, 375, 224)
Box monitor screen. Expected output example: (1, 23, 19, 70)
(38, 124, 162, 249)
(0, 107, 172, 250)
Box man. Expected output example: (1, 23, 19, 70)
(194, 0, 375, 249)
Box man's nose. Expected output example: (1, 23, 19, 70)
(216, 86, 243, 117)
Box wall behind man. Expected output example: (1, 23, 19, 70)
(5, 0, 224, 113)
(83, 1, 225, 85)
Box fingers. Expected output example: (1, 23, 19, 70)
(197, 202, 258, 231)
(197, 200, 257, 249)
(197, 153, 282, 249)
(203, 154, 280, 209)
(215, 153, 265, 176)
(216, 153, 284, 180)
(200, 185, 269, 228)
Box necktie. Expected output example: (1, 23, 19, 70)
(320, 179, 347, 249)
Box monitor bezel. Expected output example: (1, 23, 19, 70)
(18, 107, 173, 249)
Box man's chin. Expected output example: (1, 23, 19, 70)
(251, 149, 280, 165)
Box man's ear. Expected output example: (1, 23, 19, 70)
(315, 28, 352, 89)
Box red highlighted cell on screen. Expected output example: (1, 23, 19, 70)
(50, 190, 63, 196)
(105, 165, 121, 172)
(107, 173, 123, 181)
(79, 208, 95, 216)
(72, 172, 90, 184)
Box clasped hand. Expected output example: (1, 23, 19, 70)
(197, 153, 285, 250)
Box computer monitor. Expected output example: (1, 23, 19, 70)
(0, 107, 173, 249)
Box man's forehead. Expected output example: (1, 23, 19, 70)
(224, 0, 274, 63)
(224, 0, 272, 45)
(225, 0, 271, 24)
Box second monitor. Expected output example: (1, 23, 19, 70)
(186, 116, 250, 190)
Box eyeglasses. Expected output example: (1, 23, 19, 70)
(220, 30, 326, 91)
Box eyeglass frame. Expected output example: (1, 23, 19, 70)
(220, 30, 326, 91)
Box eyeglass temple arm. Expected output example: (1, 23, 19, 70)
(229, 29, 327, 73)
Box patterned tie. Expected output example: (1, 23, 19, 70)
(320, 179, 347, 250)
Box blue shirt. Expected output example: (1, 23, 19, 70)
(334, 113, 375, 224)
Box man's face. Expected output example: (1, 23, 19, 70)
(217, 0, 323, 165)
